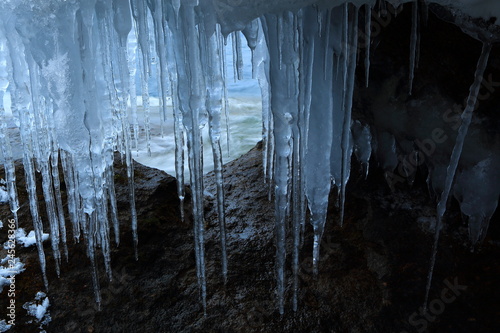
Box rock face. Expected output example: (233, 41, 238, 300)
(1, 141, 499, 332)
(1, 2, 500, 333)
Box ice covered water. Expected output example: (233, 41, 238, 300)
(131, 44, 262, 177)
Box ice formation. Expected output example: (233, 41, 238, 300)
(23, 291, 51, 326)
(5, 228, 50, 248)
(0, 0, 498, 315)
(0, 256, 25, 293)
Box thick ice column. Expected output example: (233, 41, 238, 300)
(303, 6, 334, 277)
(0, 29, 20, 226)
(130, 0, 152, 155)
(112, 0, 139, 259)
(203, 23, 229, 283)
(3, 19, 49, 289)
(163, 28, 186, 222)
(330, 5, 347, 191)
(165, 0, 209, 311)
(29, 59, 63, 275)
(128, 35, 139, 151)
(262, 11, 300, 314)
(252, 19, 274, 186)
(95, 1, 122, 248)
(293, 9, 313, 312)
(149, 0, 171, 127)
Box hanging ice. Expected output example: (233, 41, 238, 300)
(0, 0, 498, 317)
(424, 41, 492, 311)
(408, 0, 419, 94)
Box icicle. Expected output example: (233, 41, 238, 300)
(330, 4, 348, 193)
(317, 7, 323, 37)
(323, 9, 331, 81)
(204, 24, 229, 283)
(293, 14, 302, 311)
(421, 0, 429, 27)
(164, 27, 185, 223)
(0, 29, 20, 226)
(128, 32, 139, 151)
(253, 19, 270, 183)
(48, 139, 69, 259)
(140, 54, 152, 156)
(297, 6, 313, 262)
(339, 4, 358, 227)
(378, 0, 387, 15)
(4, 19, 49, 289)
(235, 32, 244, 80)
(423, 42, 492, 312)
(303, 5, 336, 276)
(165, 1, 209, 312)
(365, 4, 371, 88)
(87, 213, 102, 310)
(151, 0, 171, 136)
(409, 0, 419, 95)
(231, 32, 244, 81)
(254, 17, 274, 194)
(262, 10, 300, 315)
(291, 10, 306, 312)
(29, 57, 63, 276)
(112, 0, 139, 259)
(221, 35, 231, 157)
(172, 0, 181, 21)
(243, 19, 259, 79)
(131, 0, 152, 155)
(0, 106, 19, 226)
(60, 151, 80, 241)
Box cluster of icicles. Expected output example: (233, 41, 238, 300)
(0, 0, 494, 314)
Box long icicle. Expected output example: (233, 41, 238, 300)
(423, 42, 492, 312)
(0, 29, 20, 227)
(340, 4, 358, 226)
(365, 3, 371, 88)
(4, 21, 49, 289)
(409, 0, 418, 95)
(205, 24, 229, 283)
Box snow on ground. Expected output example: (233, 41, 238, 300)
(10, 229, 49, 248)
(0, 256, 25, 293)
(23, 292, 51, 329)
(0, 320, 11, 332)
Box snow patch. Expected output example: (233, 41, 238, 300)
(23, 292, 51, 329)
(0, 256, 25, 293)
(0, 182, 8, 203)
(0, 320, 12, 332)
(2, 229, 50, 250)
